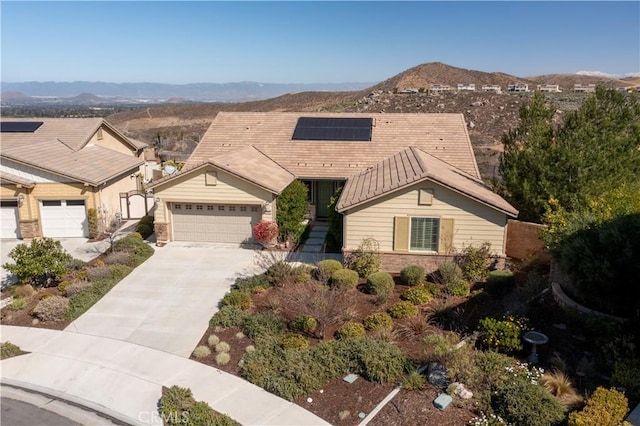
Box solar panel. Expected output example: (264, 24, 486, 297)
(292, 117, 372, 141)
(0, 121, 44, 133)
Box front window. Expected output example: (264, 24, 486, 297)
(410, 217, 439, 252)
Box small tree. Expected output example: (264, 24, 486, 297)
(276, 180, 309, 243)
(3, 238, 73, 287)
(87, 208, 99, 240)
(326, 186, 343, 251)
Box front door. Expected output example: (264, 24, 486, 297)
(317, 181, 333, 219)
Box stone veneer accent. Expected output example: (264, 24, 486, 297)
(343, 251, 507, 274)
(154, 222, 170, 246)
(18, 219, 40, 240)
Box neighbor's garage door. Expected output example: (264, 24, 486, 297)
(0, 200, 21, 239)
(171, 203, 261, 243)
(40, 200, 89, 238)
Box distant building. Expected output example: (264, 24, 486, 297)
(396, 88, 420, 94)
(573, 84, 596, 93)
(457, 83, 476, 92)
(507, 83, 529, 92)
(537, 84, 562, 93)
(482, 84, 502, 94)
(428, 84, 453, 94)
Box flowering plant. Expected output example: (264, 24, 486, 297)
(252, 221, 279, 246)
(477, 314, 531, 353)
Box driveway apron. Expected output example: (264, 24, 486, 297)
(66, 242, 260, 357)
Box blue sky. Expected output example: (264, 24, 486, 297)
(2, 1, 639, 84)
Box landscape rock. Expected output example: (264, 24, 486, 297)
(427, 362, 450, 388)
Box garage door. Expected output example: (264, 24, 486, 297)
(40, 200, 89, 238)
(171, 203, 261, 243)
(0, 200, 21, 239)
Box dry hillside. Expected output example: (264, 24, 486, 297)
(527, 73, 633, 88)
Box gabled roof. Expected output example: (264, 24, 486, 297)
(186, 112, 481, 180)
(149, 145, 295, 194)
(0, 171, 35, 188)
(1, 118, 145, 186)
(1, 117, 146, 151)
(337, 146, 518, 217)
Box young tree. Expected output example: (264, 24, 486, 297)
(276, 180, 309, 243)
(3, 238, 73, 287)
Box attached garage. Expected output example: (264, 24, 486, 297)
(1, 200, 21, 239)
(40, 200, 89, 238)
(171, 203, 261, 243)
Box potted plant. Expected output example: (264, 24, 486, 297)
(252, 221, 279, 248)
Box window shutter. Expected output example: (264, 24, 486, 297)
(393, 216, 409, 252)
(438, 218, 455, 254)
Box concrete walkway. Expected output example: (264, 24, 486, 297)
(66, 242, 260, 357)
(1, 326, 330, 426)
(289, 222, 342, 264)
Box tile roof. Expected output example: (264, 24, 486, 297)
(0, 171, 35, 188)
(337, 146, 518, 217)
(186, 112, 481, 180)
(1, 118, 145, 186)
(149, 146, 295, 194)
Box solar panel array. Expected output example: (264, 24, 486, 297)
(292, 117, 372, 142)
(0, 122, 44, 133)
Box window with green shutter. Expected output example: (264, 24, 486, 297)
(410, 217, 440, 251)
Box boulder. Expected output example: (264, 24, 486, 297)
(427, 362, 450, 388)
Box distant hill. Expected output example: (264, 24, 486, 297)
(527, 73, 632, 88)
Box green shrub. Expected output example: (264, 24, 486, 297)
(232, 274, 270, 293)
(66, 278, 117, 320)
(485, 270, 515, 297)
(330, 268, 359, 290)
(346, 238, 381, 277)
(0, 342, 21, 359)
(477, 315, 530, 353)
(87, 208, 99, 239)
(446, 279, 470, 297)
(8, 297, 27, 311)
(279, 334, 309, 350)
(186, 401, 218, 426)
(109, 264, 132, 281)
(341, 338, 407, 383)
(363, 312, 394, 331)
(276, 180, 309, 243)
(32, 295, 68, 321)
(438, 262, 464, 285)
(326, 186, 344, 251)
(365, 272, 395, 295)
(220, 290, 252, 310)
(612, 359, 640, 403)
(316, 259, 343, 282)
(242, 311, 286, 342)
(402, 285, 432, 305)
(12, 284, 35, 298)
(289, 314, 317, 334)
(493, 380, 565, 426)
(210, 306, 249, 328)
(192, 345, 211, 358)
(265, 261, 292, 287)
(3, 237, 73, 287)
(388, 301, 419, 319)
(400, 265, 425, 286)
(291, 264, 314, 284)
(136, 215, 154, 240)
(568, 387, 629, 426)
(335, 322, 366, 340)
(159, 385, 194, 425)
(458, 242, 491, 282)
(112, 234, 154, 267)
(402, 370, 426, 391)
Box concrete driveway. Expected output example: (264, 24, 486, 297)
(66, 242, 261, 357)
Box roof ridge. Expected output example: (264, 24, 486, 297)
(412, 146, 484, 184)
(249, 144, 296, 178)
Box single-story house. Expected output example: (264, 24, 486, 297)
(149, 112, 518, 271)
(0, 118, 147, 239)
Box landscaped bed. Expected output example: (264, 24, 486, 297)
(190, 249, 639, 426)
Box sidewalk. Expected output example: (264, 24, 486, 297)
(0, 325, 330, 426)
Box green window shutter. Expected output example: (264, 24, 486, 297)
(438, 218, 455, 254)
(394, 216, 409, 252)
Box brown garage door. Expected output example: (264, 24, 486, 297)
(171, 203, 261, 243)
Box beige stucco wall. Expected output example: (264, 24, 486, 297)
(89, 125, 137, 156)
(98, 171, 141, 225)
(153, 166, 276, 224)
(343, 180, 508, 256)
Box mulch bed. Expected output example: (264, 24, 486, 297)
(1, 286, 71, 330)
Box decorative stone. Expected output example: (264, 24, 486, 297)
(307, 397, 313, 403)
(358, 412, 366, 419)
(434, 393, 453, 410)
(343, 374, 358, 384)
(451, 383, 473, 399)
(427, 362, 450, 388)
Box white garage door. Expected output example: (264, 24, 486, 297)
(0, 200, 21, 239)
(171, 203, 261, 243)
(40, 200, 89, 238)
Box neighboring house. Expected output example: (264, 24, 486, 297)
(537, 84, 562, 93)
(428, 84, 453, 94)
(0, 118, 147, 239)
(573, 83, 597, 93)
(457, 83, 476, 92)
(507, 83, 529, 92)
(482, 85, 502, 94)
(149, 112, 518, 271)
